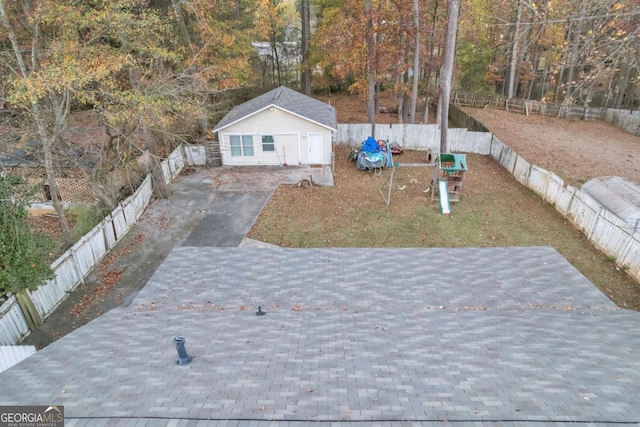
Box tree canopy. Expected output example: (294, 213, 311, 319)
(0, 0, 638, 292)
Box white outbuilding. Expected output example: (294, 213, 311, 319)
(212, 86, 337, 166)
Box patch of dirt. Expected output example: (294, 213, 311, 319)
(462, 107, 640, 186)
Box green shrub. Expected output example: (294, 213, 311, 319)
(0, 175, 54, 296)
(67, 204, 109, 241)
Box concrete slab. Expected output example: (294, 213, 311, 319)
(2, 247, 638, 425)
(181, 191, 273, 247)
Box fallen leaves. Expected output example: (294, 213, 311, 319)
(69, 295, 94, 316)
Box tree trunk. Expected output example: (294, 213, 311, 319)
(423, 0, 440, 123)
(565, 1, 587, 103)
(300, 0, 311, 95)
(366, 0, 376, 136)
(439, 0, 460, 154)
(144, 126, 171, 199)
(410, 0, 420, 123)
(171, 0, 191, 47)
(613, 61, 631, 109)
(507, 0, 523, 99)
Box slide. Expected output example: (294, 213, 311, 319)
(438, 178, 451, 215)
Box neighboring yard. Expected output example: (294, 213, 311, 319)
(249, 98, 640, 311)
(462, 107, 640, 186)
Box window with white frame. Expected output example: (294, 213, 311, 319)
(229, 135, 254, 156)
(262, 135, 275, 152)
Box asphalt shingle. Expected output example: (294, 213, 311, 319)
(213, 86, 337, 132)
(0, 247, 638, 426)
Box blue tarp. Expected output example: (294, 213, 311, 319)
(361, 136, 380, 154)
(356, 137, 389, 171)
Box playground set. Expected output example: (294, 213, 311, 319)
(353, 137, 467, 214)
(429, 153, 468, 215)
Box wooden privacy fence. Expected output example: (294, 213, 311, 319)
(453, 91, 640, 136)
(0, 145, 198, 345)
(336, 123, 492, 155)
(183, 145, 207, 166)
(490, 134, 640, 282)
(602, 109, 640, 137)
(453, 91, 606, 121)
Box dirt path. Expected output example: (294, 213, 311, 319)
(462, 107, 640, 186)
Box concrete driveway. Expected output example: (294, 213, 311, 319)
(20, 165, 329, 348)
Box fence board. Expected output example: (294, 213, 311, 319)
(184, 145, 207, 166)
(167, 146, 185, 181)
(498, 145, 518, 174)
(618, 233, 640, 278)
(566, 190, 600, 234)
(0, 297, 30, 345)
(161, 159, 172, 184)
(129, 175, 153, 221)
(110, 205, 129, 242)
(102, 215, 118, 250)
(72, 236, 99, 278)
(29, 252, 80, 318)
(29, 277, 62, 318)
(513, 156, 532, 186)
(490, 136, 506, 162)
(610, 110, 640, 136)
(589, 209, 634, 258)
(467, 132, 492, 155)
(448, 128, 468, 152)
(527, 166, 550, 198)
(51, 252, 83, 291)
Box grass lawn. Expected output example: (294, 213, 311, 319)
(249, 146, 640, 310)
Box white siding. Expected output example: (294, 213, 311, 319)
(219, 108, 333, 165)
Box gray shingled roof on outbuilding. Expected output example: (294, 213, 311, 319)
(213, 86, 337, 132)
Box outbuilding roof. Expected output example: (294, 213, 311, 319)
(213, 86, 337, 132)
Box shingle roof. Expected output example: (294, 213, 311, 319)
(2, 245, 640, 423)
(582, 176, 640, 229)
(213, 86, 337, 132)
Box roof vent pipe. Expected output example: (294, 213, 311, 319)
(173, 336, 193, 365)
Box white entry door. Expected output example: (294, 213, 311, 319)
(308, 133, 323, 164)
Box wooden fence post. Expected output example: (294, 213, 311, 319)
(15, 290, 44, 331)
